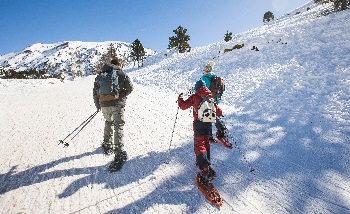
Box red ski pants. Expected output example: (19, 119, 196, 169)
(193, 120, 212, 170)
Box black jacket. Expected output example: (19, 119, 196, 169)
(93, 64, 133, 109)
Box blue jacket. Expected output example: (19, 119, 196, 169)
(193, 72, 221, 104)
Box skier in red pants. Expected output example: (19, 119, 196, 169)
(178, 86, 223, 183)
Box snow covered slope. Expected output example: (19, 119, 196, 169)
(1, 1, 349, 213)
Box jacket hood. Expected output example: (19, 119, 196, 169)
(202, 72, 216, 79)
(195, 86, 212, 98)
(101, 64, 120, 72)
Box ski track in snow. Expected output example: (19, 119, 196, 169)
(1, 2, 350, 214)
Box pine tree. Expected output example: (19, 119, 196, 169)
(130, 39, 146, 67)
(314, 0, 348, 13)
(263, 11, 274, 23)
(168, 25, 191, 53)
(108, 43, 118, 60)
(224, 31, 233, 42)
(337, 0, 348, 11)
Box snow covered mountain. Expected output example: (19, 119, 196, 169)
(0, 41, 156, 77)
(1, 1, 349, 213)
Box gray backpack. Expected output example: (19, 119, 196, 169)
(96, 70, 120, 101)
(209, 76, 225, 99)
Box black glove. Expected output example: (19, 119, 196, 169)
(95, 104, 101, 112)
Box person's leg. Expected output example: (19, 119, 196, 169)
(215, 117, 226, 137)
(193, 121, 211, 170)
(101, 107, 114, 154)
(209, 117, 226, 144)
(194, 121, 216, 183)
(215, 117, 233, 149)
(204, 123, 217, 181)
(108, 105, 127, 172)
(112, 105, 125, 155)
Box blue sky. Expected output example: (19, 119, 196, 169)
(0, 0, 310, 55)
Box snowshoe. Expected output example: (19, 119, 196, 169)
(195, 172, 223, 207)
(108, 151, 128, 173)
(216, 131, 233, 149)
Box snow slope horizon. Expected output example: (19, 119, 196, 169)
(1, 1, 350, 213)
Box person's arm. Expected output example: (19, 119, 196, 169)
(93, 77, 101, 110)
(118, 72, 134, 99)
(178, 93, 194, 110)
(122, 74, 133, 97)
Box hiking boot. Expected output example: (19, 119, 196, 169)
(208, 166, 217, 181)
(216, 131, 233, 149)
(101, 143, 114, 155)
(198, 166, 217, 183)
(108, 151, 128, 173)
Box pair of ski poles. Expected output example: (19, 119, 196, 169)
(59, 111, 99, 147)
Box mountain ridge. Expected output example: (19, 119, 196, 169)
(0, 41, 156, 78)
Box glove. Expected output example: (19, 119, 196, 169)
(178, 93, 183, 99)
(95, 104, 101, 112)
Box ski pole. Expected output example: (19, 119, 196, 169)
(66, 111, 98, 143)
(59, 111, 98, 143)
(226, 130, 256, 173)
(217, 116, 256, 173)
(59, 111, 99, 147)
(165, 105, 180, 164)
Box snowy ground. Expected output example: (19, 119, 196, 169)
(1, 1, 350, 213)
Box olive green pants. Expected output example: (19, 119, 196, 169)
(101, 105, 125, 154)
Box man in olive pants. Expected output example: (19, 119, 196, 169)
(102, 105, 125, 157)
(93, 58, 133, 172)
